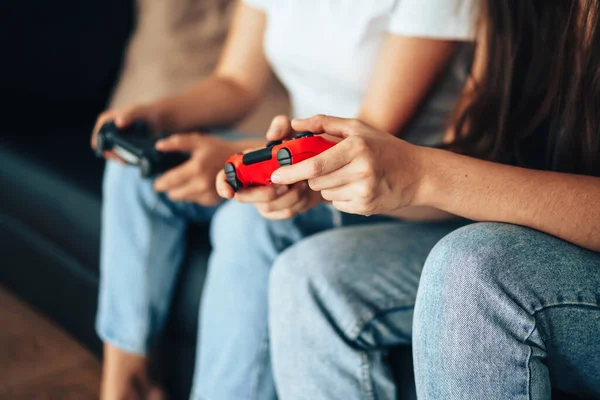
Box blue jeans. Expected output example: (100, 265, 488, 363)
(96, 161, 219, 354)
(269, 222, 600, 399)
(192, 201, 397, 400)
(414, 223, 600, 399)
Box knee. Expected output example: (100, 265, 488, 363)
(415, 222, 542, 334)
(103, 160, 142, 194)
(210, 201, 267, 249)
(421, 222, 530, 293)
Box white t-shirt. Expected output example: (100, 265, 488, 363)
(244, 0, 476, 145)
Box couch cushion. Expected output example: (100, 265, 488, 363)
(0, 137, 103, 272)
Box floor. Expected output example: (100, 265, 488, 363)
(0, 285, 101, 399)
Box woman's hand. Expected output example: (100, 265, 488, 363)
(153, 133, 238, 206)
(216, 115, 324, 220)
(270, 115, 427, 216)
(91, 104, 162, 162)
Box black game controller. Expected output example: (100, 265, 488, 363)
(95, 121, 190, 178)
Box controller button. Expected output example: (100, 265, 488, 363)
(267, 140, 283, 147)
(224, 163, 242, 192)
(294, 132, 314, 139)
(276, 148, 292, 166)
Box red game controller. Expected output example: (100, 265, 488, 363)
(224, 132, 336, 192)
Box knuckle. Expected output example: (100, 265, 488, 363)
(350, 135, 368, 152)
(167, 192, 181, 202)
(307, 179, 319, 191)
(349, 119, 364, 131)
(282, 209, 295, 219)
(357, 183, 373, 199)
(259, 202, 274, 214)
(309, 160, 323, 177)
(355, 159, 372, 178)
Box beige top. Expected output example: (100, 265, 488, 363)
(109, 0, 289, 134)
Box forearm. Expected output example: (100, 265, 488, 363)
(383, 206, 456, 222)
(418, 147, 600, 251)
(153, 75, 259, 133)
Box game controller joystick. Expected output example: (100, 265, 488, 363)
(223, 132, 336, 192)
(96, 121, 190, 178)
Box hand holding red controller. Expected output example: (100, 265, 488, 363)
(224, 132, 336, 192)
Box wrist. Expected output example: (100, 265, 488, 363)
(410, 146, 447, 208)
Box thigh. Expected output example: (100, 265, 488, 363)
(269, 220, 468, 400)
(270, 219, 468, 348)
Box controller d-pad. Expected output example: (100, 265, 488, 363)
(224, 163, 242, 192)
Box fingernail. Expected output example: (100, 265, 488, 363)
(155, 140, 165, 149)
(276, 185, 288, 195)
(271, 173, 281, 184)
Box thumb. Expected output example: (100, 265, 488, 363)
(114, 110, 137, 128)
(114, 105, 149, 128)
(266, 115, 294, 141)
(291, 115, 364, 139)
(156, 133, 200, 152)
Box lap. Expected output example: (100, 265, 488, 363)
(270, 219, 468, 345)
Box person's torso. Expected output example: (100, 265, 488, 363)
(262, 0, 471, 145)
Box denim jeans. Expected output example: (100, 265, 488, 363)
(192, 201, 396, 400)
(269, 222, 600, 399)
(414, 223, 600, 399)
(96, 161, 219, 355)
(268, 219, 467, 399)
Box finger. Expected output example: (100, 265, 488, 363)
(307, 164, 356, 191)
(153, 161, 197, 192)
(256, 183, 306, 213)
(216, 170, 235, 199)
(166, 183, 203, 203)
(168, 184, 221, 206)
(113, 106, 143, 128)
(271, 141, 352, 185)
(266, 115, 294, 141)
(330, 200, 358, 215)
(155, 133, 202, 152)
(234, 185, 288, 204)
(92, 112, 115, 149)
(290, 115, 365, 139)
(320, 185, 355, 202)
(258, 208, 296, 221)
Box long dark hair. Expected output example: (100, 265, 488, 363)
(451, 0, 600, 176)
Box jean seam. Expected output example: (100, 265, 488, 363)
(143, 194, 161, 349)
(248, 332, 271, 400)
(523, 324, 536, 400)
(360, 351, 377, 400)
(345, 302, 414, 343)
(531, 302, 600, 314)
(520, 303, 600, 400)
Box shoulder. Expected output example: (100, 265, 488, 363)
(241, 0, 270, 12)
(389, 0, 479, 41)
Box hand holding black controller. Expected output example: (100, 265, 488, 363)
(95, 121, 190, 178)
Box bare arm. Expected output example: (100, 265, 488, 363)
(413, 148, 600, 251)
(358, 35, 459, 135)
(153, 1, 272, 132)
